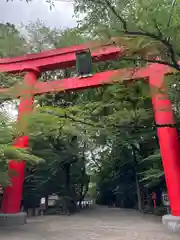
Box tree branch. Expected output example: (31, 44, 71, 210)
(104, 0, 128, 31)
(119, 56, 180, 71)
(39, 109, 99, 128)
(102, 0, 180, 70)
(152, 18, 163, 39)
(167, 0, 177, 29)
(39, 109, 153, 131)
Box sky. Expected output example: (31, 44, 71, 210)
(0, 0, 77, 119)
(0, 0, 77, 29)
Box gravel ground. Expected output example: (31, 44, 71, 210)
(0, 206, 179, 240)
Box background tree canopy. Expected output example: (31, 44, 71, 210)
(1, 0, 180, 215)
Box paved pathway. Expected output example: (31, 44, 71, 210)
(0, 207, 179, 240)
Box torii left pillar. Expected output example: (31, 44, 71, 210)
(0, 69, 39, 226)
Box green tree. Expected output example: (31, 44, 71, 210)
(1, 11, 177, 215)
(0, 111, 42, 187)
(0, 22, 26, 58)
(74, 0, 180, 70)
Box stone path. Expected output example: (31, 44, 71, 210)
(0, 207, 179, 240)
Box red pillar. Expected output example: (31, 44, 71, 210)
(149, 64, 180, 216)
(1, 69, 39, 214)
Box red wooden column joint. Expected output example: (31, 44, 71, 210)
(1, 69, 40, 214)
(149, 64, 180, 216)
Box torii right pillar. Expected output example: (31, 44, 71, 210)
(149, 63, 180, 232)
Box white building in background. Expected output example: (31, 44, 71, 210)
(48, 194, 59, 207)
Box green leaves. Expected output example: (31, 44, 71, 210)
(0, 13, 172, 208)
(3, 146, 43, 164)
(74, 0, 180, 69)
(0, 116, 43, 187)
(0, 23, 26, 57)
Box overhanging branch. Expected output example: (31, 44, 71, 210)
(120, 56, 179, 71)
(102, 0, 180, 71)
(39, 109, 154, 131)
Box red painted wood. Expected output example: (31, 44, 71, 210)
(149, 63, 180, 216)
(1, 136, 28, 213)
(33, 67, 154, 94)
(0, 66, 171, 97)
(1, 70, 38, 214)
(0, 44, 124, 73)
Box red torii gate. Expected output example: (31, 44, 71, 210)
(0, 43, 180, 224)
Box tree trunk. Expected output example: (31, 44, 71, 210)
(131, 144, 143, 211)
(63, 163, 71, 214)
(79, 165, 85, 209)
(79, 183, 85, 209)
(65, 164, 71, 196)
(135, 174, 142, 211)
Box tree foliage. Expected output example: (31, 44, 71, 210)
(74, 0, 180, 70)
(1, 0, 180, 214)
(0, 111, 42, 187)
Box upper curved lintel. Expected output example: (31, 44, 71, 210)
(0, 43, 123, 74)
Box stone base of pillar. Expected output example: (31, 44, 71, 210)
(0, 212, 27, 227)
(162, 214, 180, 233)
